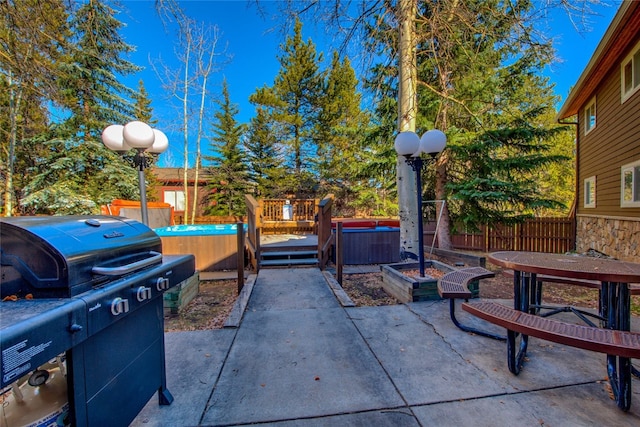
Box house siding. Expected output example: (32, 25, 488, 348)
(576, 32, 640, 261)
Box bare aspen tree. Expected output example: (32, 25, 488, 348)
(191, 24, 223, 224)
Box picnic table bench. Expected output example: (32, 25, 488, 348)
(437, 267, 505, 341)
(464, 251, 640, 411)
(461, 300, 640, 411)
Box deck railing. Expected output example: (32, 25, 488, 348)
(317, 194, 334, 269)
(244, 195, 261, 271)
(261, 198, 318, 221)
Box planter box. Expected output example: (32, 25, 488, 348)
(381, 261, 471, 303)
(164, 272, 200, 315)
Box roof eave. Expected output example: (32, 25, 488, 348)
(556, 2, 634, 121)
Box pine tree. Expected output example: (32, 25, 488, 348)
(245, 106, 286, 198)
(133, 79, 161, 202)
(20, 0, 141, 214)
(205, 80, 249, 216)
(315, 51, 369, 215)
(249, 18, 323, 197)
(1, 0, 70, 215)
(58, 0, 140, 139)
(133, 80, 157, 125)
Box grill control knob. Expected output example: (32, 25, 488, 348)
(136, 286, 152, 302)
(111, 297, 130, 316)
(156, 277, 170, 292)
(69, 324, 83, 333)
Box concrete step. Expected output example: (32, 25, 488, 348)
(261, 250, 317, 258)
(260, 258, 319, 267)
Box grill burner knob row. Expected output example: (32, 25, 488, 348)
(110, 297, 130, 316)
(136, 286, 152, 302)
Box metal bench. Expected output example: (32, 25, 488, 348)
(462, 300, 640, 410)
(437, 267, 505, 341)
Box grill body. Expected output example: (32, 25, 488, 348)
(0, 216, 195, 427)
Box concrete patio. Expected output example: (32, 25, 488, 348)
(131, 267, 640, 426)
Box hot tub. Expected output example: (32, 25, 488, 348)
(334, 225, 401, 265)
(154, 224, 246, 271)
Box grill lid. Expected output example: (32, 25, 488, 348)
(1, 215, 162, 298)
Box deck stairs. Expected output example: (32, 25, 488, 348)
(259, 244, 318, 268)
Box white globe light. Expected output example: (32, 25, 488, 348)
(149, 129, 169, 154)
(101, 124, 128, 152)
(123, 121, 155, 150)
(420, 129, 447, 156)
(394, 131, 420, 157)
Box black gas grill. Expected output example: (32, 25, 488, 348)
(0, 215, 195, 426)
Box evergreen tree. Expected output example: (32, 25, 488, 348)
(447, 107, 569, 229)
(21, 129, 139, 214)
(205, 80, 249, 216)
(245, 106, 286, 198)
(1, 0, 70, 215)
(133, 79, 157, 125)
(359, 1, 574, 232)
(249, 18, 323, 197)
(133, 79, 161, 202)
(58, 0, 140, 139)
(20, 0, 142, 214)
(315, 51, 369, 215)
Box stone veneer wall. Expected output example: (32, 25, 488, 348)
(576, 216, 640, 263)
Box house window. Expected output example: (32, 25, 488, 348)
(164, 190, 185, 211)
(621, 40, 640, 102)
(584, 176, 596, 208)
(584, 97, 596, 134)
(621, 160, 640, 207)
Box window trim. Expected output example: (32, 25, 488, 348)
(621, 39, 640, 103)
(584, 97, 596, 135)
(621, 160, 640, 208)
(584, 176, 596, 208)
(163, 189, 186, 211)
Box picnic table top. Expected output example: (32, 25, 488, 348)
(488, 251, 640, 284)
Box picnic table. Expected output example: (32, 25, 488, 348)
(462, 251, 640, 411)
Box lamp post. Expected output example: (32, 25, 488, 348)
(101, 121, 169, 226)
(394, 129, 447, 277)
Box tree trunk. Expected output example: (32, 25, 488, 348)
(396, 0, 419, 261)
(435, 152, 453, 250)
(182, 31, 191, 225)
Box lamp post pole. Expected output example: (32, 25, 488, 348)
(134, 151, 150, 226)
(411, 156, 425, 277)
(395, 130, 446, 277)
(102, 121, 169, 227)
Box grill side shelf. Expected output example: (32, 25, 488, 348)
(0, 298, 87, 388)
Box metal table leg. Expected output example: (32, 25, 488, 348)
(508, 270, 530, 375)
(604, 282, 632, 411)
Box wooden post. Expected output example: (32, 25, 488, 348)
(237, 221, 244, 294)
(336, 222, 343, 285)
(255, 228, 261, 273)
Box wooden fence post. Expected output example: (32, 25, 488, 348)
(336, 222, 343, 285)
(237, 221, 245, 294)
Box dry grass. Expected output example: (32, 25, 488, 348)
(164, 280, 237, 331)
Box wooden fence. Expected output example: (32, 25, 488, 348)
(430, 217, 575, 253)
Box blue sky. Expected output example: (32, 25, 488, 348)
(116, 0, 621, 167)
